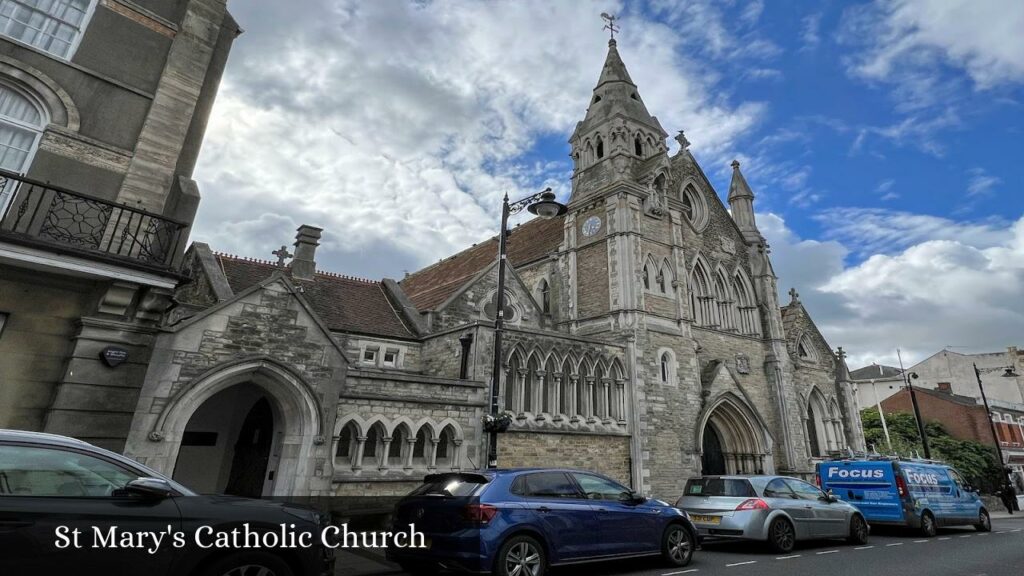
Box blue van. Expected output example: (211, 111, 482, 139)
(817, 458, 991, 536)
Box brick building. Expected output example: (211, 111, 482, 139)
(879, 385, 1024, 485)
(116, 37, 864, 501)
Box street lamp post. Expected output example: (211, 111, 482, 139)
(484, 188, 567, 469)
(974, 363, 1011, 474)
(897, 348, 930, 459)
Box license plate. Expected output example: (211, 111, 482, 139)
(692, 515, 721, 525)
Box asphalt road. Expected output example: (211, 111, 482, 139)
(343, 516, 1024, 576)
(550, 516, 1024, 576)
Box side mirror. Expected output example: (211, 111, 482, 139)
(113, 477, 175, 500)
(620, 490, 646, 505)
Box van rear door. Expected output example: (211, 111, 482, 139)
(819, 460, 903, 523)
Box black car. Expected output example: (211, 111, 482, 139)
(0, 429, 334, 576)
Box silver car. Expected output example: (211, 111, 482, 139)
(675, 475, 869, 553)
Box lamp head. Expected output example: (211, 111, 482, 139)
(527, 188, 567, 219)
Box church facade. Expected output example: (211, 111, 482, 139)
(118, 38, 864, 502)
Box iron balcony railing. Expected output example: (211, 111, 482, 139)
(0, 169, 187, 269)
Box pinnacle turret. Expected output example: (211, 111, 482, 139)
(727, 160, 760, 242)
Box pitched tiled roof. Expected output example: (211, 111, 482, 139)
(400, 215, 565, 310)
(850, 364, 903, 380)
(214, 254, 416, 340)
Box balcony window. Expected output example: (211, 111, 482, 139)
(0, 0, 96, 59)
(0, 81, 43, 214)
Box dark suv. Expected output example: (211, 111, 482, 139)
(0, 429, 334, 576)
(387, 469, 698, 576)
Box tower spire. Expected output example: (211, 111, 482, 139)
(728, 160, 760, 242)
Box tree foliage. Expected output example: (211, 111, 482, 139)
(861, 407, 1003, 493)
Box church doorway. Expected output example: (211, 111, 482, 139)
(699, 396, 771, 476)
(701, 424, 726, 475)
(172, 384, 281, 496)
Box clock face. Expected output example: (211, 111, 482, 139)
(582, 216, 602, 237)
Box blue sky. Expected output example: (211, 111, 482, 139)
(192, 0, 1023, 368)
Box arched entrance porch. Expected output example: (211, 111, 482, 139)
(143, 358, 324, 497)
(698, 395, 772, 475)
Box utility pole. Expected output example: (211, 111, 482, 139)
(898, 348, 930, 459)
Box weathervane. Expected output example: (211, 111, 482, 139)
(601, 12, 619, 40)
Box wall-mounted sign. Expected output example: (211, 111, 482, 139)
(100, 346, 129, 367)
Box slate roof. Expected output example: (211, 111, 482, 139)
(400, 215, 565, 311)
(213, 254, 416, 340)
(850, 364, 904, 380)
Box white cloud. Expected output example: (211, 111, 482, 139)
(966, 167, 1001, 197)
(799, 13, 821, 51)
(193, 0, 766, 277)
(814, 207, 1013, 256)
(841, 0, 1024, 90)
(763, 211, 1024, 369)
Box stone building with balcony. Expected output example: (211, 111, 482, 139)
(0, 0, 238, 451)
(116, 37, 864, 502)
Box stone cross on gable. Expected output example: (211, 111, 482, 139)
(836, 346, 846, 360)
(788, 287, 800, 303)
(272, 245, 293, 267)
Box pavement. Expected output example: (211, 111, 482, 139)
(335, 515, 1024, 576)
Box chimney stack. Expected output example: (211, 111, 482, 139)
(291, 225, 322, 281)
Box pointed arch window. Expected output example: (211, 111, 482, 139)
(634, 135, 643, 156)
(596, 135, 604, 159)
(643, 263, 651, 290)
(536, 279, 551, 314)
(715, 271, 737, 331)
(335, 421, 358, 466)
(732, 272, 761, 337)
(660, 352, 670, 383)
(690, 261, 716, 327)
(798, 335, 819, 362)
(681, 184, 708, 230)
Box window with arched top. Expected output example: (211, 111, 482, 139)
(363, 422, 384, 468)
(798, 335, 818, 362)
(335, 421, 358, 465)
(660, 352, 670, 383)
(690, 260, 716, 327)
(536, 279, 551, 314)
(634, 135, 643, 156)
(596, 136, 604, 159)
(643, 263, 651, 290)
(0, 81, 46, 213)
(0, 0, 97, 59)
(732, 272, 761, 337)
(388, 425, 409, 468)
(412, 428, 429, 467)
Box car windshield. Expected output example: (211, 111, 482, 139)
(683, 478, 755, 497)
(408, 474, 486, 497)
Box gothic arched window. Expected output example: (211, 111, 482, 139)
(643, 263, 651, 290)
(634, 135, 643, 156)
(335, 421, 357, 465)
(596, 135, 604, 159)
(536, 279, 550, 314)
(660, 352, 670, 383)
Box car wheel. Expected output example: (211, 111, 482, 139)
(496, 535, 545, 576)
(920, 512, 937, 538)
(974, 509, 992, 532)
(768, 517, 796, 553)
(398, 561, 438, 576)
(661, 524, 694, 567)
(200, 551, 293, 576)
(847, 515, 869, 545)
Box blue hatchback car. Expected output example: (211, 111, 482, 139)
(386, 469, 698, 576)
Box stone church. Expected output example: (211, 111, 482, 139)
(120, 38, 865, 501)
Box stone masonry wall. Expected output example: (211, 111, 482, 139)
(498, 431, 632, 487)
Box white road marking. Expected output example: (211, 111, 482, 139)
(996, 531, 1007, 534)
(661, 570, 698, 575)
(855, 546, 874, 550)
(726, 561, 758, 567)
(913, 539, 929, 543)
(816, 550, 839, 555)
(886, 542, 904, 546)
(775, 555, 801, 560)
(959, 535, 972, 538)
(976, 533, 988, 536)
(1012, 529, 1022, 533)
(938, 537, 951, 541)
